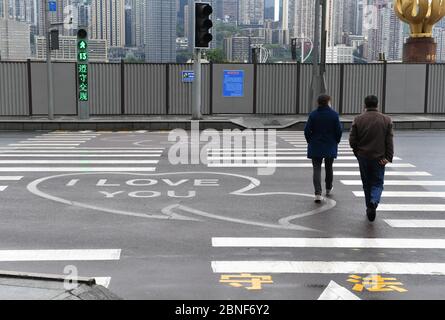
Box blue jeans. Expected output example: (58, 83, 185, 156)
(357, 156, 386, 209)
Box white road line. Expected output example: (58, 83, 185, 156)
(318, 281, 361, 300)
(207, 163, 414, 168)
(378, 204, 445, 212)
(0, 176, 23, 181)
(384, 220, 445, 228)
(0, 154, 161, 157)
(211, 237, 445, 249)
(341, 180, 445, 186)
(9, 144, 81, 146)
(208, 152, 355, 155)
(0, 150, 163, 153)
(0, 167, 156, 172)
(0, 147, 77, 150)
(0, 186, 7, 191)
(335, 171, 431, 176)
(211, 261, 445, 275)
(0, 160, 159, 164)
(210, 149, 308, 151)
(207, 156, 401, 161)
(353, 191, 445, 198)
(0, 249, 121, 261)
(25, 140, 89, 143)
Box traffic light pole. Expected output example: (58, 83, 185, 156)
(45, 0, 55, 120)
(192, 48, 202, 120)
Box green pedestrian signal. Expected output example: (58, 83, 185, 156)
(77, 28, 89, 103)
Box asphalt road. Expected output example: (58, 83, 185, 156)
(0, 128, 444, 300)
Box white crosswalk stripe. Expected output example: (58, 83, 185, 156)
(211, 261, 445, 275)
(212, 237, 445, 249)
(384, 220, 445, 228)
(1, 132, 164, 172)
(353, 191, 445, 198)
(0, 249, 121, 261)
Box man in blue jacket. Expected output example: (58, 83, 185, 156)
(304, 95, 343, 203)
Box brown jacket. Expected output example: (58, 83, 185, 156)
(349, 108, 394, 162)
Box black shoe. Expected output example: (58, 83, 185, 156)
(366, 207, 376, 222)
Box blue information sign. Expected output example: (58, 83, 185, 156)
(223, 70, 244, 97)
(49, 1, 57, 12)
(181, 71, 195, 83)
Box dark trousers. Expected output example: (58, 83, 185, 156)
(312, 158, 334, 195)
(357, 156, 386, 209)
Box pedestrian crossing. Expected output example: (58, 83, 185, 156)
(276, 131, 445, 230)
(206, 131, 445, 230)
(0, 131, 164, 172)
(210, 237, 445, 276)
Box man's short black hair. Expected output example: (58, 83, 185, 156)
(364, 95, 379, 109)
(318, 94, 331, 106)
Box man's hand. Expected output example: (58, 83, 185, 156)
(379, 158, 390, 166)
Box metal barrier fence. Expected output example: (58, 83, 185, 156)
(0, 61, 444, 116)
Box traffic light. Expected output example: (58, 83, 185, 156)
(77, 28, 89, 103)
(195, 3, 213, 48)
(291, 38, 297, 61)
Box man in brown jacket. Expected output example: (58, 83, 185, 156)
(349, 95, 394, 222)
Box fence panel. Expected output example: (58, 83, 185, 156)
(0, 62, 29, 116)
(256, 64, 298, 114)
(343, 64, 384, 114)
(31, 62, 76, 115)
(168, 64, 210, 114)
(125, 64, 167, 115)
(386, 64, 426, 114)
(427, 64, 445, 114)
(299, 64, 341, 114)
(89, 63, 121, 115)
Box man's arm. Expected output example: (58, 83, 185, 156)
(385, 119, 394, 163)
(304, 114, 313, 143)
(335, 114, 343, 144)
(349, 119, 358, 152)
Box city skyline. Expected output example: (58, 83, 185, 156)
(0, 0, 444, 63)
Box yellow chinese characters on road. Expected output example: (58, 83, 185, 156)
(347, 275, 408, 293)
(219, 274, 273, 291)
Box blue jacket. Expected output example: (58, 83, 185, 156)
(304, 106, 343, 159)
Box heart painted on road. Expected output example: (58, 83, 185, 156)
(27, 172, 336, 231)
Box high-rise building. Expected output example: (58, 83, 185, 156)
(326, 45, 354, 63)
(145, 0, 176, 62)
(223, 35, 264, 62)
(91, 0, 126, 48)
(434, 27, 445, 62)
(288, 0, 315, 40)
(0, 0, 7, 19)
(326, 0, 345, 47)
(0, 17, 31, 60)
(36, 35, 108, 61)
(130, 0, 145, 47)
(366, 1, 403, 62)
(222, 0, 238, 22)
(238, 0, 264, 25)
